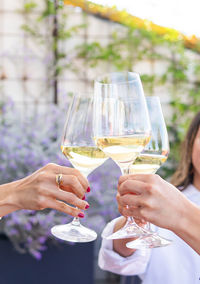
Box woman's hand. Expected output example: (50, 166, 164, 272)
(0, 163, 90, 218)
(117, 174, 190, 231)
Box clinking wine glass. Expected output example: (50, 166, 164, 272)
(51, 93, 108, 242)
(93, 71, 151, 240)
(126, 96, 172, 249)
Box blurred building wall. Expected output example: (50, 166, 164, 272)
(0, 0, 199, 118)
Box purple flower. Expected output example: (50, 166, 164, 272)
(38, 236, 46, 244)
(31, 250, 42, 260)
(9, 229, 19, 236)
(27, 237, 33, 244)
(25, 223, 32, 231)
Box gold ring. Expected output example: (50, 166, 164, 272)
(56, 174, 63, 187)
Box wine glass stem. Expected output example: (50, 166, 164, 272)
(121, 166, 136, 225)
(71, 217, 81, 226)
(71, 172, 88, 227)
(121, 167, 129, 175)
(146, 222, 154, 233)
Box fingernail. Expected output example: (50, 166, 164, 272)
(87, 187, 91, 193)
(82, 195, 86, 200)
(85, 204, 90, 210)
(78, 213, 85, 218)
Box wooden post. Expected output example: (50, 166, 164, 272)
(53, 0, 58, 104)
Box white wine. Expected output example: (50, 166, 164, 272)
(130, 153, 167, 174)
(94, 135, 151, 167)
(61, 146, 108, 177)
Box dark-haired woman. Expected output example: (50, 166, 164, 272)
(98, 112, 200, 283)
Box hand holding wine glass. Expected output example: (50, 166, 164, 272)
(51, 93, 108, 243)
(118, 96, 171, 248)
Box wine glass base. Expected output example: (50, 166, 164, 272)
(51, 223, 97, 243)
(102, 223, 145, 240)
(126, 233, 172, 249)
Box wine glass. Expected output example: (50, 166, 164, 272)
(93, 71, 151, 240)
(126, 96, 172, 249)
(51, 93, 108, 242)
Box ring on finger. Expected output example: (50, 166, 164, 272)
(56, 173, 63, 187)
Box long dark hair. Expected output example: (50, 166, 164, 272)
(171, 112, 200, 190)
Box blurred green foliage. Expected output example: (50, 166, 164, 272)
(22, 0, 200, 178)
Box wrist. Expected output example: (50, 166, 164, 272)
(0, 181, 21, 217)
(172, 198, 200, 242)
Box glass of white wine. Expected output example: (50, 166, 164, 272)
(93, 71, 151, 240)
(51, 93, 108, 242)
(126, 96, 172, 249)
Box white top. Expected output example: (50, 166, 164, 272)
(98, 184, 200, 284)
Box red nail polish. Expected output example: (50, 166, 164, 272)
(85, 204, 90, 209)
(82, 195, 86, 200)
(87, 187, 91, 193)
(78, 213, 84, 218)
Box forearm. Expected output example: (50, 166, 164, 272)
(99, 217, 151, 276)
(173, 200, 200, 255)
(113, 216, 136, 257)
(0, 181, 20, 217)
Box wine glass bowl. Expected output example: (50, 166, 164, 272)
(61, 145, 108, 178)
(130, 96, 169, 176)
(94, 72, 151, 172)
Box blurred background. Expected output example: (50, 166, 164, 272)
(0, 0, 199, 283)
